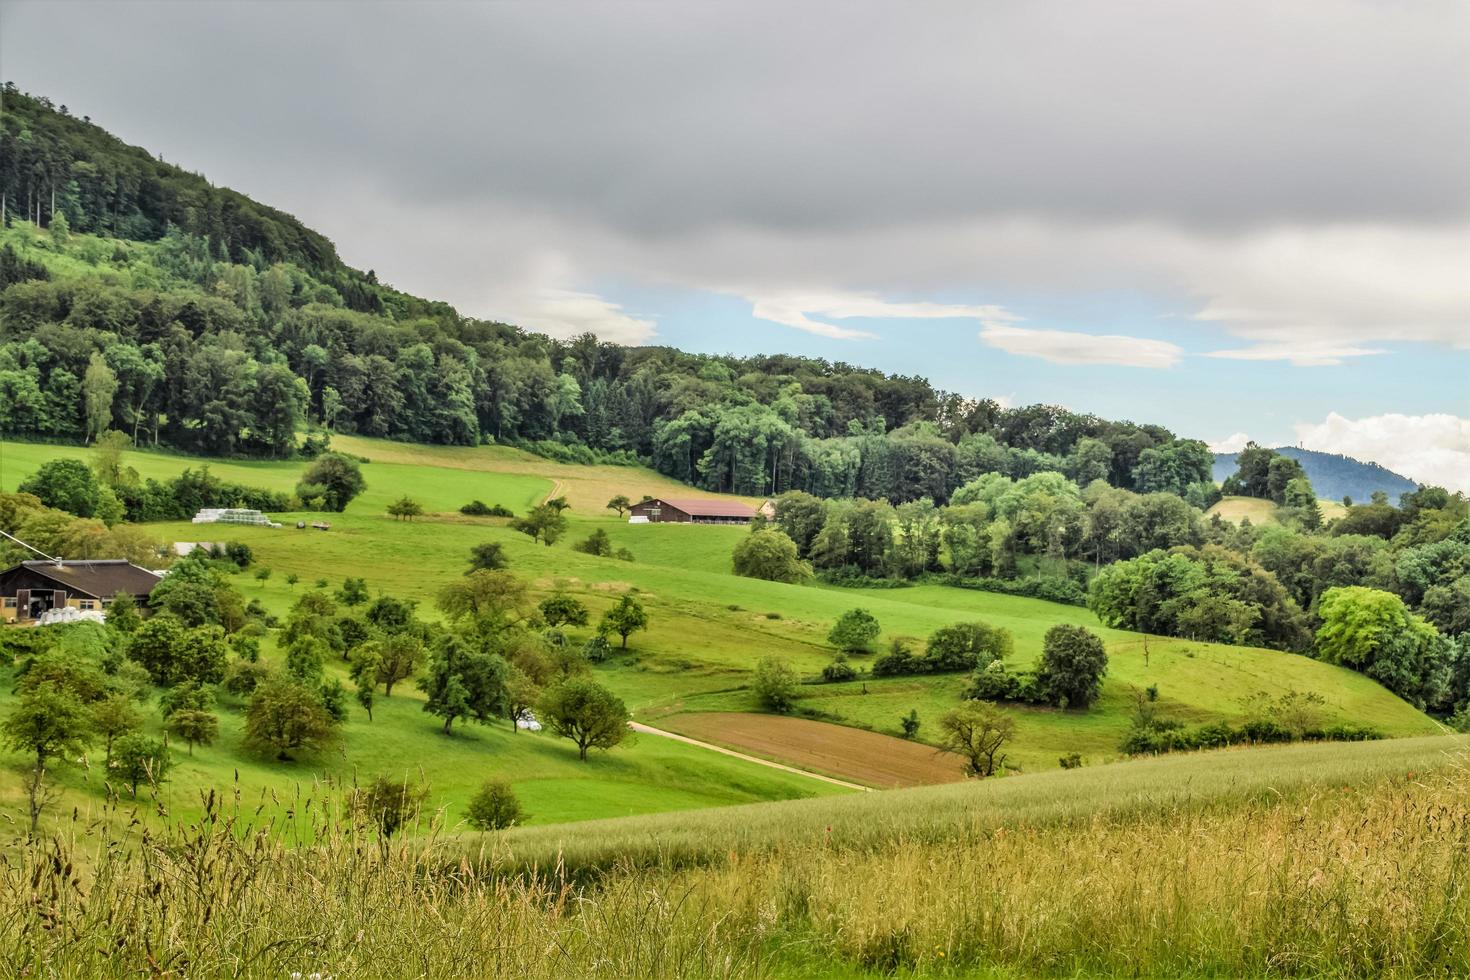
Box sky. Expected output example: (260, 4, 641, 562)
(2, 0, 1467, 489)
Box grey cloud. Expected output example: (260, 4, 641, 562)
(4, 0, 1467, 236)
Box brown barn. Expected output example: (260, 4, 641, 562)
(628, 497, 756, 525)
(0, 560, 162, 623)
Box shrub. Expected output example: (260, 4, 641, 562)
(821, 653, 858, 683)
(828, 609, 881, 654)
(900, 709, 920, 739)
(465, 779, 526, 830)
(732, 529, 813, 584)
(1059, 753, 1084, 769)
(924, 622, 1013, 673)
(461, 501, 515, 518)
(871, 637, 920, 677)
(573, 529, 615, 557)
(349, 775, 428, 840)
(752, 657, 799, 712)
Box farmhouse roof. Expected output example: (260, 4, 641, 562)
(2, 560, 163, 600)
(652, 497, 757, 518)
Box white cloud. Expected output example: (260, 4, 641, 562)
(1205, 341, 1391, 367)
(1209, 432, 1253, 453)
(1294, 412, 1470, 493)
(746, 292, 1018, 340)
(504, 287, 657, 345)
(979, 323, 1184, 369)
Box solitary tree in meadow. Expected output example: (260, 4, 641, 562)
(606, 494, 632, 517)
(387, 495, 424, 521)
(537, 679, 630, 761)
(938, 702, 1016, 778)
(600, 594, 648, 649)
(466, 541, 509, 573)
(828, 608, 881, 655)
(752, 656, 799, 713)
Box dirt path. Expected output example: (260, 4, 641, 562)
(629, 721, 870, 791)
(542, 478, 566, 505)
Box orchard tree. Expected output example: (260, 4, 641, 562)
(89, 692, 143, 765)
(511, 503, 568, 545)
(606, 495, 632, 517)
(374, 633, 425, 697)
(166, 708, 219, 755)
(337, 576, 370, 606)
(437, 570, 529, 624)
(1034, 624, 1108, 708)
(418, 635, 511, 735)
(350, 775, 428, 845)
(539, 593, 589, 627)
(601, 594, 648, 649)
(538, 679, 630, 761)
(2, 682, 90, 834)
(466, 542, 509, 573)
(938, 702, 1016, 778)
(466, 779, 526, 830)
(828, 609, 881, 655)
(243, 673, 340, 761)
(110, 733, 171, 798)
(387, 496, 424, 521)
(349, 646, 383, 720)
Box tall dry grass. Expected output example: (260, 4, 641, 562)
(5, 744, 1470, 977)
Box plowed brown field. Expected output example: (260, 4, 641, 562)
(664, 712, 969, 788)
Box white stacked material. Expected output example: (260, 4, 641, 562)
(628, 515, 650, 524)
(516, 710, 543, 732)
(191, 508, 282, 528)
(36, 607, 106, 626)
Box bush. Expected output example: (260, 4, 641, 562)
(1058, 753, 1084, 769)
(573, 529, 615, 557)
(465, 779, 526, 830)
(899, 709, 920, 739)
(732, 529, 813, 584)
(461, 500, 515, 518)
(924, 622, 1013, 673)
(821, 653, 858, 682)
(752, 657, 799, 712)
(871, 637, 920, 677)
(828, 609, 881, 654)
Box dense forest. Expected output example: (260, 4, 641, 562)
(0, 84, 1220, 504)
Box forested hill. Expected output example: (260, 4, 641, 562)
(1213, 448, 1418, 505)
(0, 86, 1222, 505)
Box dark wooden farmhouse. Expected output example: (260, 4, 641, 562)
(0, 559, 162, 623)
(627, 497, 756, 525)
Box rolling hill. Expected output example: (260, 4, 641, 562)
(1213, 446, 1419, 503)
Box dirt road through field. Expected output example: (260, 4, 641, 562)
(629, 721, 870, 791)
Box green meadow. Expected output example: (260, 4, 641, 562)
(0, 436, 1442, 836)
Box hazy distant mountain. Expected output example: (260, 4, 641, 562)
(1213, 447, 1419, 504)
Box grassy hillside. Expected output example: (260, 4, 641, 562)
(1207, 494, 1348, 526)
(9, 735, 1469, 978)
(0, 435, 1439, 839)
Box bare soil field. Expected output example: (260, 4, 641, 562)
(664, 712, 970, 788)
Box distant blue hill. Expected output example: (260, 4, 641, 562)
(1212, 447, 1420, 504)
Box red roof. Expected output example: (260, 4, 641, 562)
(649, 498, 755, 518)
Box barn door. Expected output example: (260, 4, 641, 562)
(54, 590, 68, 609)
(15, 589, 29, 617)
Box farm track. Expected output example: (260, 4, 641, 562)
(629, 721, 870, 790)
